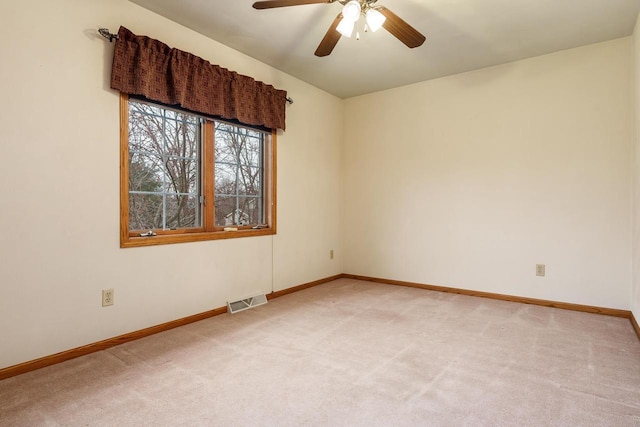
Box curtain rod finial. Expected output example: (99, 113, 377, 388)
(98, 28, 119, 43)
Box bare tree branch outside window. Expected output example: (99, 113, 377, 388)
(127, 100, 265, 231)
(214, 123, 264, 227)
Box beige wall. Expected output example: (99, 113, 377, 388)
(343, 38, 632, 309)
(633, 15, 640, 322)
(0, 0, 343, 369)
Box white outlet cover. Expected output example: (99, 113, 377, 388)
(102, 289, 114, 307)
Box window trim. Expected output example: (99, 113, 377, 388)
(120, 93, 277, 248)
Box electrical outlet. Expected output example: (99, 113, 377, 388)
(330, 249, 334, 260)
(536, 264, 545, 277)
(102, 289, 114, 307)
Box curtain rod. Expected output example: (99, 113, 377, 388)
(97, 28, 294, 105)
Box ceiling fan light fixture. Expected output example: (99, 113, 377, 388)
(253, 0, 427, 57)
(365, 8, 386, 32)
(336, 18, 355, 37)
(341, 0, 361, 22)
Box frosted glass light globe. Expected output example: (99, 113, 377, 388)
(342, 0, 361, 22)
(365, 8, 386, 32)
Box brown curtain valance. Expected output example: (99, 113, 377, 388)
(110, 26, 287, 130)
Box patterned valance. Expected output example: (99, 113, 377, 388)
(110, 26, 287, 130)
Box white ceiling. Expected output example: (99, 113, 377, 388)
(129, 0, 640, 99)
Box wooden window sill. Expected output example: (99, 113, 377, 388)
(121, 227, 276, 248)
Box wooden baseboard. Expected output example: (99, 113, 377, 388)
(631, 312, 640, 341)
(342, 274, 632, 319)
(267, 274, 344, 299)
(0, 306, 228, 382)
(0, 274, 345, 382)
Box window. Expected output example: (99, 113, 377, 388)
(120, 94, 276, 247)
(214, 123, 266, 227)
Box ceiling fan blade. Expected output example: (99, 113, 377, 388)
(253, 0, 331, 9)
(314, 13, 342, 57)
(378, 6, 426, 49)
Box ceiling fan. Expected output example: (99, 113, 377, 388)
(252, 0, 426, 57)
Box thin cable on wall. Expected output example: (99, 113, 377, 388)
(97, 28, 294, 105)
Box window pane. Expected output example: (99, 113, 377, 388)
(129, 152, 163, 193)
(214, 124, 262, 167)
(242, 136, 261, 167)
(238, 196, 262, 225)
(128, 100, 202, 231)
(214, 124, 238, 165)
(129, 194, 163, 230)
(166, 195, 199, 229)
(214, 196, 237, 227)
(129, 106, 163, 154)
(213, 122, 265, 227)
(214, 196, 263, 227)
(238, 165, 261, 197)
(215, 163, 237, 196)
(165, 118, 198, 158)
(165, 157, 199, 194)
(164, 109, 178, 121)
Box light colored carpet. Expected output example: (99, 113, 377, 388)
(1, 278, 639, 426)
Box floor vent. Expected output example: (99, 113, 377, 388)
(227, 294, 268, 314)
